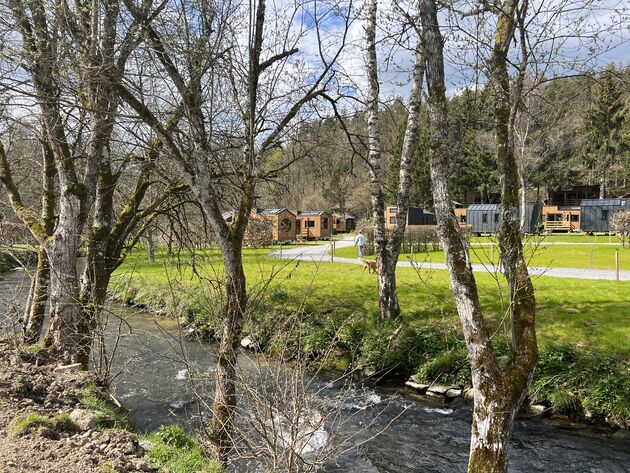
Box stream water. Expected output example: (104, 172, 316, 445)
(1, 269, 629, 472)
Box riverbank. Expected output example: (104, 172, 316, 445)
(0, 248, 38, 273)
(110, 248, 630, 432)
(0, 346, 222, 473)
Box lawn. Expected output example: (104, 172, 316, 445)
(334, 243, 630, 270)
(113, 247, 630, 359)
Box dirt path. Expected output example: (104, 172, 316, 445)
(269, 237, 630, 281)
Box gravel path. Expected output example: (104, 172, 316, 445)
(269, 237, 630, 281)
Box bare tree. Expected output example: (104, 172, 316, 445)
(363, 0, 425, 320)
(117, 0, 351, 461)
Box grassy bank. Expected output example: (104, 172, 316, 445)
(334, 243, 630, 270)
(111, 247, 630, 427)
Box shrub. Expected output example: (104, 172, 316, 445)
(154, 425, 195, 449)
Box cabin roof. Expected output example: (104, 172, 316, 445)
(299, 211, 329, 216)
(581, 199, 627, 207)
(222, 210, 234, 220)
(333, 212, 355, 219)
(258, 208, 289, 215)
(467, 204, 501, 211)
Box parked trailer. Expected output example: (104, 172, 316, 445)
(467, 203, 540, 234)
(580, 199, 630, 233)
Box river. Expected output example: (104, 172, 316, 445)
(1, 269, 629, 472)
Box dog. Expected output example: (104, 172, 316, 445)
(360, 259, 377, 274)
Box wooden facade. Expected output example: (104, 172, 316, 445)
(255, 208, 297, 241)
(332, 212, 356, 233)
(296, 211, 332, 239)
(542, 206, 581, 232)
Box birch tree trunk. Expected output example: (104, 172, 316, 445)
(420, 1, 538, 471)
(364, 0, 424, 320)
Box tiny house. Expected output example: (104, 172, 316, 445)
(254, 208, 297, 241)
(580, 199, 630, 233)
(384, 206, 436, 228)
(541, 206, 581, 232)
(467, 204, 502, 234)
(332, 212, 356, 233)
(296, 211, 332, 239)
(467, 203, 540, 234)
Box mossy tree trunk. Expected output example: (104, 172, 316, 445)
(420, 1, 537, 472)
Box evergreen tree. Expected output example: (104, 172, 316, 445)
(584, 65, 628, 198)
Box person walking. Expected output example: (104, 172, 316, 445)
(355, 230, 366, 259)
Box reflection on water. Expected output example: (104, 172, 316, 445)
(1, 269, 629, 472)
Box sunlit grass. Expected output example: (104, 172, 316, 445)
(113, 246, 630, 359)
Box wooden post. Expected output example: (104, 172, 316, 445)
(331, 239, 335, 262)
(410, 243, 414, 262)
(280, 243, 282, 259)
(616, 249, 619, 281)
(491, 242, 495, 264)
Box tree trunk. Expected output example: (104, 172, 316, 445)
(420, 1, 538, 472)
(44, 191, 83, 361)
(599, 172, 606, 199)
(363, 0, 423, 320)
(146, 229, 156, 262)
(519, 173, 527, 230)
(23, 247, 50, 344)
(206, 239, 247, 463)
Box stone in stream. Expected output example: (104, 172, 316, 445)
(464, 388, 475, 402)
(445, 388, 463, 399)
(405, 380, 430, 394)
(426, 384, 459, 397)
(240, 336, 255, 350)
(529, 404, 547, 416)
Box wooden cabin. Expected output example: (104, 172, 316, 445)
(384, 206, 436, 228)
(453, 208, 472, 230)
(542, 206, 581, 232)
(332, 212, 356, 233)
(254, 208, 297, 241)
(296, 211, 332, 239)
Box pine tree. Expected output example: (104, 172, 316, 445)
(584, 65, 628, 198)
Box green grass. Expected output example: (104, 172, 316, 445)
(9, 412, 78, 436)
(112, 246, 630, 359)
(80, 383, 130, 430)
(143, 425, 223, 473)
(334, 243, 630, 270)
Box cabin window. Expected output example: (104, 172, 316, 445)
(460, 215, 467, 223)
(389, 207, 397, 214)
(390, 216, 397, 224)
(280, 218, 292, 232)
(494, 214, 499, 223)
(601, 210, 608, 220)
(336, 219, 340, 225)
(482, 213, 488, 223)
(307, 220, 315, 228)
(570, 214, 579, 222)
(322, 218, 329, 229)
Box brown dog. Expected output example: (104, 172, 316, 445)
(360, 259, 377, 274)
